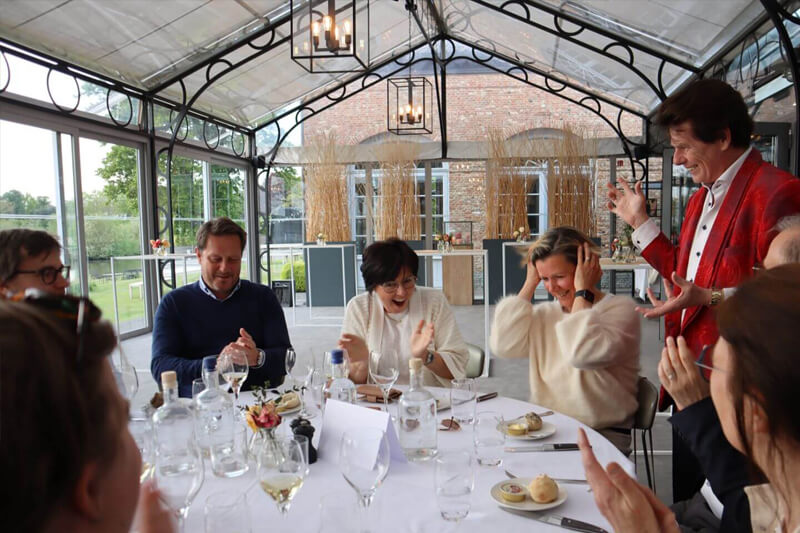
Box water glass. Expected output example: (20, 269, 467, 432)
(450, 378, 476, 425)
(204, 491, 251, 533)
(435, 450, 475, 521)
(292, 434, 310, 475)
(210, 423, 249, 478)
(129, 416, 154, 482)
(473, 411, 505, 467)
(192, 378, 206, 400)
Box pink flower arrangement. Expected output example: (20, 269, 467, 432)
(245, 402, 282, 432)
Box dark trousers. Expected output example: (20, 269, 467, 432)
(672, 427, 705, 503)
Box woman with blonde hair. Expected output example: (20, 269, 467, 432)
(490, 226, 640, 452)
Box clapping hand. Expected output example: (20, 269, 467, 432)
(338, 333, 368, 383)
(636, 273, 711, 318)
(574, 242, 601, 291)
(227, 327, 258, 366)
(578, 429, 679, 533)
(607, 177, 649, 229)
(658, 336, 709, 410)
(410, 319, 435, 359)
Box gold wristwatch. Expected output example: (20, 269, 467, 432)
(709, 288, 723, 307)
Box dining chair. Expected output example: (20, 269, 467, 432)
(633, 376, 659, 492)
(465, 343, 485, 379)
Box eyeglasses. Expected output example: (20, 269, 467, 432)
(380, 276, 417, 294)
(694, 344, 727, 375)
(12, 265, 70, 285)
(2, 288, 101, 364)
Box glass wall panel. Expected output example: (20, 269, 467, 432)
(79, 138, 146, 334)
(211, 163, 248, 279)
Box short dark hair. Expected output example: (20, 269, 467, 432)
(527, 226, 600, 267)
(0, 299, 119, 532)
(196, 217, 247, 252)
(0, 229, 62, 282)
(655, 78, 753, 148)
(716, 264, 800, 481)
(360, 238, 419, 291)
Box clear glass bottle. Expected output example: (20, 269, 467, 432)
(398, 358, 438, 462)
(153, 370, 195, 451)
(195, 356, 248, 477)
(322, 349, 356, 405)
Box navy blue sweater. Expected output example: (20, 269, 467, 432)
(151, 280, 290, 397)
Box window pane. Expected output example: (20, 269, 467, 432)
(267, 166, 304, 245)
(169, 155, 205, 250)
(355, 218, 366, 235)
(527, 194, 540, 214)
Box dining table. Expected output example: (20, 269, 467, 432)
(181, 388, 633, 532)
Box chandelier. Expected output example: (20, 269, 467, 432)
(290, 0, 370, 73)
(387, 4, 433, 135)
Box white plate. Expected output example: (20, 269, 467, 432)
(274, 403, 301, 416)
(490, 479, 568, 511)
(500, 421, 557, 440)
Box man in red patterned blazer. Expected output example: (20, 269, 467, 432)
(607, 78, 800, 502)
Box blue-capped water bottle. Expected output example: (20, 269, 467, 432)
(322, 348, 356, 405)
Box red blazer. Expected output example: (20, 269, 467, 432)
(642, 150, 800, 406)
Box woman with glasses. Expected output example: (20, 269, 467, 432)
(580, 264, 800, 533)
(340, 238, 469, 386)
(490, 226, 641, 453)
(0, 293, 173, 533)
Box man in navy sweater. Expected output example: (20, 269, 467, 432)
(151, 217, 291, 397)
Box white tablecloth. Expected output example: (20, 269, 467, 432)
(183, 391, 632, 532)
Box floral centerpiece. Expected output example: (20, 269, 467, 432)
(316, 232, 327, 245)
(512, 227, 528, 243)
(149, 238, 170, 256)
(242, 385, 283, 459)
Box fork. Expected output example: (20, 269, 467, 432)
(504, 469, 593, 491)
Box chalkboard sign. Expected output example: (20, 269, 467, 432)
(271, 280, 294, 307)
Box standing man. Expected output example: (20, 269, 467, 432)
(607, 78, 800, 502)
(0, 228, 70, 295)
(151, 217, 291, 397)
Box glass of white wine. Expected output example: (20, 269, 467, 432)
(218, 347, 249, 407)
(257, 437, 307, 519)
(368, 350, 399, 414)
(286, 348, 314, 418)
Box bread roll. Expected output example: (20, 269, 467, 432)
(528, 474, 558, 503)
(524, 412, 543, 431)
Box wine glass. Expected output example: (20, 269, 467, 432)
(128, 416, 154, 482)
(339, 428, 390, 517)
(286, 349, 314, 418)
(112, 346, 138, 400)
(368, 350, 399, 414)
(257, 437, 307, 518)
(218, 347, 249, 407)
(154, 440, 204, 532)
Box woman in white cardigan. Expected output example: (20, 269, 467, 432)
(490, 227, 640, 452)
(340, 238, 469, 387)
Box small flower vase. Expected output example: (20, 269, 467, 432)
(248, 427, 278, 462)
(445, 241, 454, 253)
(437, 240, 445, 252)
(316, 238, 326, 246)
(153, 247, 167, 257)
(625, 245, 638, 263)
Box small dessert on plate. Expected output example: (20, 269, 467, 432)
(528, 474, 559, 503)
(499, 482, 526, 502)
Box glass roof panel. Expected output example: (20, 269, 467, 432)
(443, 0, 685, 113)
(532, 0, 764, 68)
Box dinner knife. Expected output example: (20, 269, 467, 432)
(504, 443, 579, 452)
(477, 392, 498, 402)
(499, 507, 608, 533)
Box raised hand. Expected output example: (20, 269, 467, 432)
(607, 177, 649, 229)
(578, 429, 679, 533)
(635, 272, 712, 318)
(574, 242, 601, 291)
(658, 336, 709, 410)
(410, 319, 435, 359)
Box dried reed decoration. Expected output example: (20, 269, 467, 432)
(544, 124, 597, 236)
(304, 133, 352, 242)
(373, 141, 421, 240)
(485, 128, 529, 238)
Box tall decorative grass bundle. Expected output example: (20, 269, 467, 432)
(304, 133, 351, 242)
(373, 141, 421, 240)
(546, 125, 597, 236)
(485, 128, 528, 238)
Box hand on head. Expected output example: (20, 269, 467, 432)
(658, 336, 709, 410)
(574, 242, 601, 291)
(578, 428, 679, 533)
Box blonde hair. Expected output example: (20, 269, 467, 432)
(524, 226, 600, 267)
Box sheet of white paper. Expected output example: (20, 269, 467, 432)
(317, 400, 407, 464)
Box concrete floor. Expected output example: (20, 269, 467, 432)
(123, 299, 676, 505)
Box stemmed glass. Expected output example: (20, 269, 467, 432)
(112, 346, 139, 400)
(339, 427, 390, 526)
(129, 416, 154, 482)
(257, 437, 307, 518)
(218, 347, 249, 408)
(286, 348, 315, 418)
(368, 350, 399, 414)
(154, 440, 204, 532)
